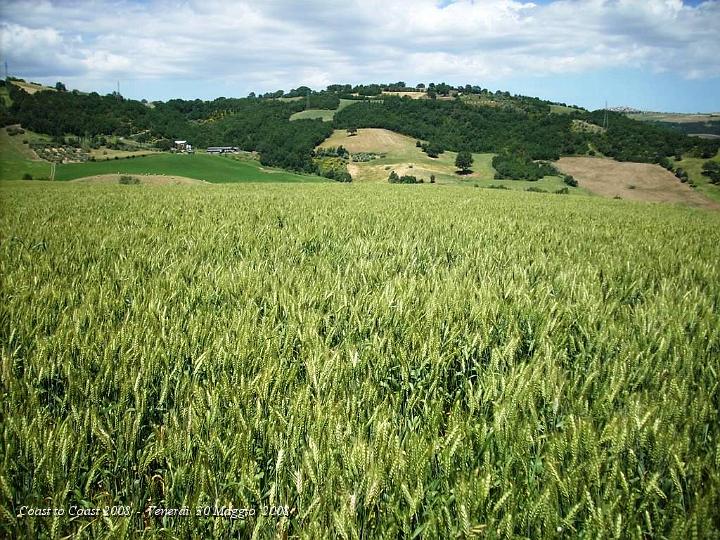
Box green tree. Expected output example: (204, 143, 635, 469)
(455, 150, 473, 173)
(701, 161, 720, 184)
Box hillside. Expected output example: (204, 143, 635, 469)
(556, 156, 719, 209)
(2, 79, 720, 205)
(54, 153, 328, 183)
(0, 126, 52, 180)
(627, 112, 720, 138)
(289, 98, 358, 121)
(318, 128, 573, 192)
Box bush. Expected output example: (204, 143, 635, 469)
(701, 161, 720, 184)
(526, 187, 547, 193)
(388, 172, 422, 184)
(421, 142, 444, 158)
(22, 173, 33, 180)
(430, 174, 436, 184)
(119, 175, 140, 185)
(675, 168, 689, 183)
(555, 187, 570, 194)
(563, 175, 578, 187)
(492, 150, 557, 181)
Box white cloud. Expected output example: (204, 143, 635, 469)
(0, 0, 718, 96)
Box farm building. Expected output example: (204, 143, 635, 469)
(207, 146, 239, 154)
(174, 140, 194, 153)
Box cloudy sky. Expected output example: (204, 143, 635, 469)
(1, 0, 718, 112)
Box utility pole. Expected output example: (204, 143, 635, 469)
(603, 100, 609, 131)
(4, 60, 8, 81)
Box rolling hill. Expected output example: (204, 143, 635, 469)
(319, 128, 572, 191)
(54, 153, 328, 183)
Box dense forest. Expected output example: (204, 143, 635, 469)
(1, 79, 718, 175)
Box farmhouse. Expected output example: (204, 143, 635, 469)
(173, 140, 194, 153)
(207, 146, 239, 154)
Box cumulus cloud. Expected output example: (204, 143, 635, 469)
(0, 0, 718, 96)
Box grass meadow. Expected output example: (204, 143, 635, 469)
(672, 151, 720, 204)
(0, 128, 52, 181)
(289, 99, 358, 122)
(53, 153, 327, 183)
(1, 181, 719, 538)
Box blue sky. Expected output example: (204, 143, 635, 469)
(1, 0, 718, 112)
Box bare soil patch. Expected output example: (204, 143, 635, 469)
(556, 157, 719, 210)
(71, 174, 207, 186)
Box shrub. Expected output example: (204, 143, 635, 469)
(555, 187, 570, 194)
(388, 172, 422, 184)
(701, 161, 720, 184)
(119, 175, 140, 185)
(563, 175, 578, 187)
(422, 142, 444, 158)
(22, 173, 33, 180)
(492, 150, 557, 181)
(430, 174, 436, 184)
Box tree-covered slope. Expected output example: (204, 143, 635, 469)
(333, 96, 720, 163)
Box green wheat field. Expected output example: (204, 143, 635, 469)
(1, 181, 719, 538)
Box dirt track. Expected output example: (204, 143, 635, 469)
(556, 157, 719, 210)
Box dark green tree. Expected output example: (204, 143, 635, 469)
(455, 150, 473, 173)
